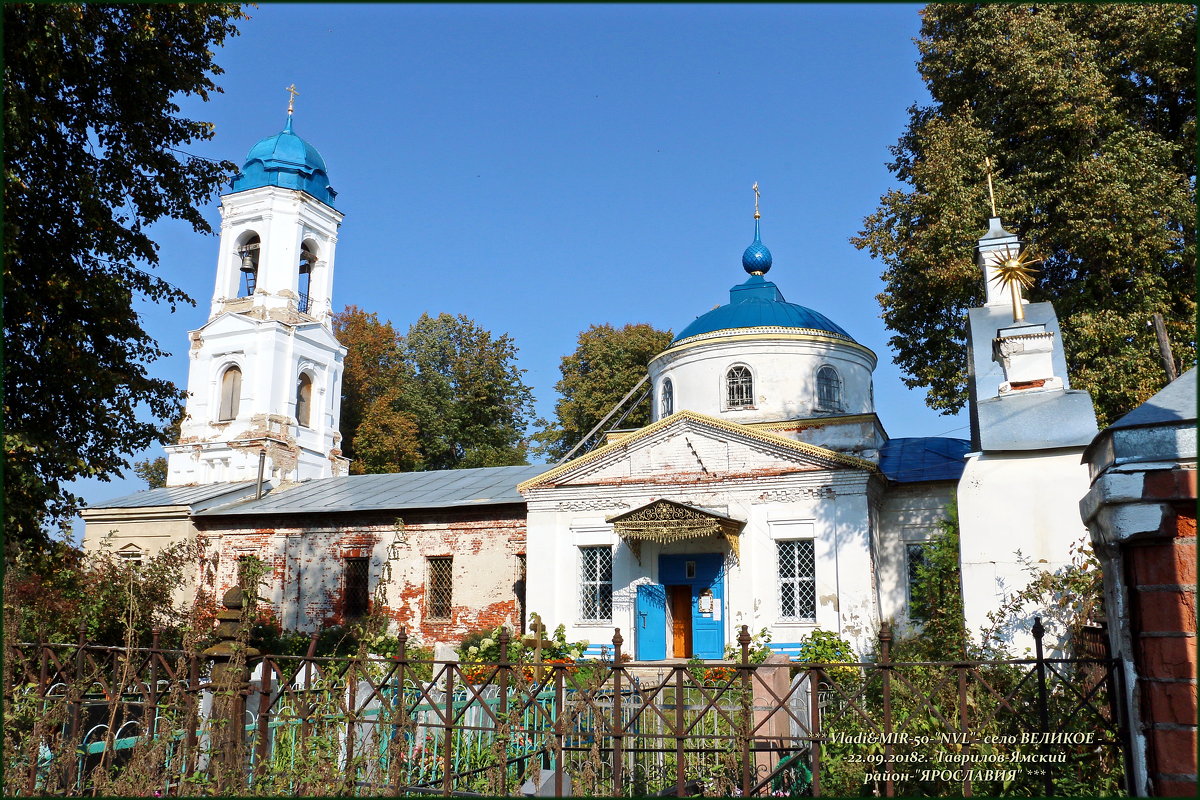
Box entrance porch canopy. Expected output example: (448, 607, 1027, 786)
(606, 499, 745, 561)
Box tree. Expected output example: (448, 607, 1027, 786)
(333, 307, 535, 473)
(534, 323, 674, 461)
(3, 4, 245, 547)
(404, 313, 535, 470)
(853, 4, 1195, 425)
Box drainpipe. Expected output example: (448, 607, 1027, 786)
(255, 448, 266, 500)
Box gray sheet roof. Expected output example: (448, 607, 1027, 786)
(196, 464, 546, 517)
(1108, 367, 1195, 430)
(86, 481, 259, 509)
(879, 437, 971, 483)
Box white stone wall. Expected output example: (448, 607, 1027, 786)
(957, 448, 1093, 652)
(648, 334, 877, 425)
(875, 482, 957, 637)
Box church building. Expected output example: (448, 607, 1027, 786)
(84, 106, 1104, 663)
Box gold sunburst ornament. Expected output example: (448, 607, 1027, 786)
(988, 245, 1042, 322)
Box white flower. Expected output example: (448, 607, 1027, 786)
(481, 638, 494, 649)
(468, 645, 479, 655)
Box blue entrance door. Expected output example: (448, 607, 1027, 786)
(659, 554, 725, 659)
(635, 584, 666, 660)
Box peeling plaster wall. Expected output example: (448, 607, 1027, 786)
(194, 506, 526, 648)
(876, 482, 958, 637)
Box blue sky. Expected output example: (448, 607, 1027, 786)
(70, 3, 974, 528)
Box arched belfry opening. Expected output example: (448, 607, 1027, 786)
(218, 365, 242, 421)
(298, 240, 318, 313)
(236, 233, 261, 297)
(295, 373, 313, 428)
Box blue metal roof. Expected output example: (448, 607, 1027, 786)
(196, 465, 545, 517)
(878, 437, 971, 483)
(229, 115, 337, 206)
(674, 275, 855, 343)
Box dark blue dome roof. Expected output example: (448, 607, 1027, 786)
(673, 275, 854, 343)
(229, 115, 337, 206)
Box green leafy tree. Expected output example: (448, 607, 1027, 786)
(534, 323, 674, 461)
(3, 4, 245, 547)
(853, 4, 1195, 425)
(404, 312, 535, 470)
(903, 503, 967, 660)
(334, 307, 534, 472)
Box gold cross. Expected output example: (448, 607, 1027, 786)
(752, 182, 760, 220)
(285, 84, 300, 114)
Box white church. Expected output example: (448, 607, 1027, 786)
(82, 108, 1098, 660)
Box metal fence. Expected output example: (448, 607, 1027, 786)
(4, 621, 1128, 797)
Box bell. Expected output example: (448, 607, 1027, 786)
(240, 253, 254, 271)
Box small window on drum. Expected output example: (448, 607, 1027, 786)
(816, 366, 842, 412)
(726, 365, 753, 408)
(661, 378, 674, 417)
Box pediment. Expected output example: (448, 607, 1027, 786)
(519, 410, 874, 491)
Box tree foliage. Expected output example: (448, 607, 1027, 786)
(534, 323, 674, 461)
(333, 307, 535, 473)
(3, 4, 244, 546)
(854, 4, 1195, 425)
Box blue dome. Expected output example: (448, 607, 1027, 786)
(673, 275, 855, 343)
(229, 115, 337, 206)
(742, 219, 772, 274)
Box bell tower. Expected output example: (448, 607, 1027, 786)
(165, 93, 349, 486)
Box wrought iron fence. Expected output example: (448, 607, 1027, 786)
(4, 621, 1128, 797)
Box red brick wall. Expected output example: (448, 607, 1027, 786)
(1125, 468, 1197, 796)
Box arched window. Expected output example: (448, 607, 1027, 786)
(218, 366, 242, 421)
(817, 366, 842, 411)
(296, 373, 313, 428)
(236, 234, 261, 297)
(726, 365, 753, 408)
(298, 242, 317, 313)
(660, 378, 674, 417)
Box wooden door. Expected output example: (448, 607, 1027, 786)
(669, 585, 693, 658)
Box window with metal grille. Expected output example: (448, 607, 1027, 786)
(778, 540, 816, 620)
(727, 365, 753, 408)
(426, 557, 453, 620)
(344, 557, 370, 618)
(661, 378, 674, 417)
(816, 366, 842, 411)
(578, 546, 613, 621)
(906, 543, 931, 617)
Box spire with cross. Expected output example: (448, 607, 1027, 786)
(286, 83, 300, 115)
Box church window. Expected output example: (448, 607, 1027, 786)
(816, 366, 842, 411)
(661, 378, 674, 417)
(578, 546, 613, 621)
(295, 373, 313, 428)
(344, 557, 370, 618)
(426, 556, 453, 620)
(298, 244, 317, 313)
(778, 539, 816, 621)
(906, 542, 931, 619)
(726, 365, 753, 408)
(218, 366, 242, 421)
(237, 234, 261, 297)
(117, 544, 144, 567)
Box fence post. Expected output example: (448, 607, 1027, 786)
(957, 663, 973, 797)
(254, 655, 272, 786)
(880, 623, 895, 798)
(391, 627, 409, 797)
(496, 627, 510, 797)
(1032, 618, 1053, 797)
(63, 622, 86, 792)
(202, 587, 259, 793)
(809, 665, 822, 798)
(148, 628, 161, 740)
(738, 625, 753, 797)
(611, 628, 624, 796)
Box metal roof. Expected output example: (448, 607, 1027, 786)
(86, 481, 260, 509)
(674, 275, 855, 344)
(196, 465, 546, 517)
(879, 437, 971, 483)
(1108, 367, 1195, 430)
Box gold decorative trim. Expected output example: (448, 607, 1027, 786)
(517, 409, 877, 491)
(607, 499, 745, 561)
(655, 328, 877, 361)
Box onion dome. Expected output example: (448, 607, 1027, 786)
(230, 114, 337, 206)
(742, 218, 773, 275)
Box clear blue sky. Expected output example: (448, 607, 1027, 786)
(70, 3, 973, 529)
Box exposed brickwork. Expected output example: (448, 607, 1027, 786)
(193, 504, 527, 648)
